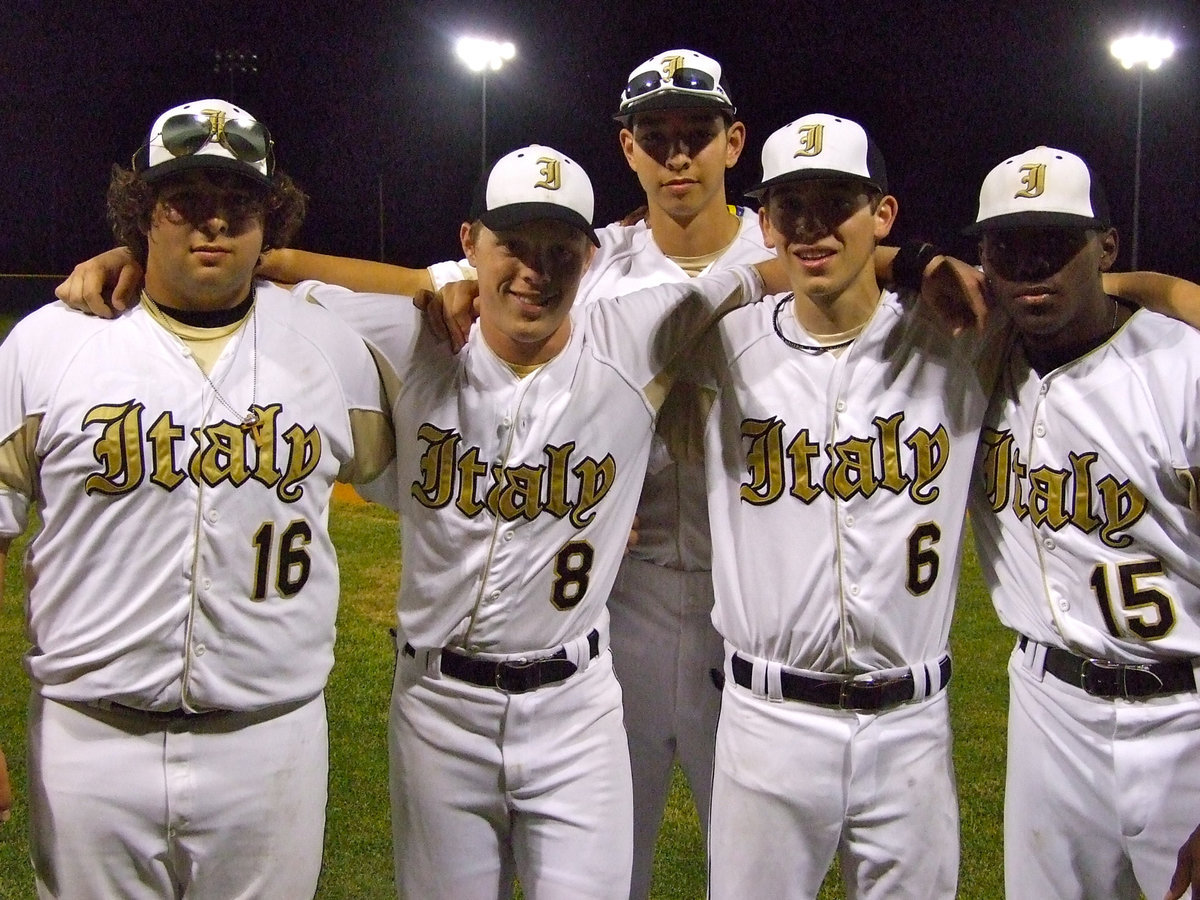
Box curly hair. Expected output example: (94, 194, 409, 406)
(106, 166, 308, 267)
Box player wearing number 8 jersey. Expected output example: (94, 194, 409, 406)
(0, 99, 394, 898)
(303, 144, 767, 898)
(967, 146, 1200, 900)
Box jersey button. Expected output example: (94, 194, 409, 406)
(504, 531, 514, 542)
(835, 400, 847, 412)
(1043, 538, 1056, 550)
(194, 644, 207, 656)
(849, 584, 860, 596)
(1035, 424, 1046, 437)
(489, 589, 501, 601)
(1057, 599, 1070, 611)
(202, 578, 212, 590)
(502, 415, 513, 428)
(844, 515, 855, 527)
(207, 509, 219, 523)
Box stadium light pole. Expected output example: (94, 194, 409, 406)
(455, 37, 516, 179)
(1109, 33, 1174, 269)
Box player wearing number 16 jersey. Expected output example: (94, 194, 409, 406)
(0, 99, 394, 898)
(968, 146, 1200, 900)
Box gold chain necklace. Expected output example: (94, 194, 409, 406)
(142, 288, 266, 447)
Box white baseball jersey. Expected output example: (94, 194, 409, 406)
(303, 267, 760, 654)
(0, 282, 392, 711)
(972, 307, 1200, 660)
(705, 290, 996, 671)
(429, 211, 771, 570)
(582, 211, 772, 570)
(971, 307, 1200, 900)
(703, 288, 1003, 900)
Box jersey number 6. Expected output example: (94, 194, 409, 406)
(906, 522, 942, 596)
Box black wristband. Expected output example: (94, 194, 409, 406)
(891, 241, 943, 292)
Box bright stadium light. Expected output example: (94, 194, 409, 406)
(1110, 34, 1175, 70)
(1109, 33, 1175, 269)
(455, 37, 516, 72)
(455, 37, 516, 176)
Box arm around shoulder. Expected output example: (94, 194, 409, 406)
(1104, 271, 1200, 328)
(258, 249, 434, 296)
(55, 246, 142, 317)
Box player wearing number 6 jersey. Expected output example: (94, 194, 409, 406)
(967, 146, 1200, 900)
(0, 99, 394, 898)
(700, 114, 1007, 900)
(302, 144, 768, 899)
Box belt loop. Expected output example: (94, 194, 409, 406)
(425, 648, 443, 679)
(765, 661, 784, 703)
(929, 654, 951, 696)
(750, 657, 768, 699)
(911, 661, 931, 701)
(562, 631, 592, 672)
(1020, 636, 1048, 681)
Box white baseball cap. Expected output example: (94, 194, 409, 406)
(966, 145, 1110, 233)
(133, 98, 274, 188)
(615, 49, 734, 121)
(470, 144, 599, 245)
(746, 113, 888, 198)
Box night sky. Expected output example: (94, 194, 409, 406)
(5, 0, 1198, 308)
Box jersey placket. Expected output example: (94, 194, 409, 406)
(826, 334, 871, 672)
(1025, 373, 1077, 639)
(180, 326, 251, 709)
(462, 366, 545, 651)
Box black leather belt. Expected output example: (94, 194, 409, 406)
(730, 654, 951, 711)
(1018, 636, 1196, 699)
(406, 630, 601, 694)
(81, 700, 230, 721)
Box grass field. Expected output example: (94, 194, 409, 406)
(0, 495, 1012, 898)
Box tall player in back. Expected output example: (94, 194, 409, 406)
(968, 146, 1200, 900)
(594, 51, 769, 899)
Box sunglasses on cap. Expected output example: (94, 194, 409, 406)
(157, 110, 273, 166)
(624, 67, 716, 99)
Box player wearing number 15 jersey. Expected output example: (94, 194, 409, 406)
(968, 146, 1200, 900)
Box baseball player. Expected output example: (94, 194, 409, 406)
(700, 113, 1002, 900)
(585, 49, 768, 899)
(297, 144, 775, 898)
(0, 98, 394, 898)
(967, 146, 1200, 900)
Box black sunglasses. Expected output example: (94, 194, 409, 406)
(624, 67, 716, 99)
(159, 111, 273, 165)
(135, 110, 275, 177)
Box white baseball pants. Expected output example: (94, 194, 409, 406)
(28, 692, 327, 900)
